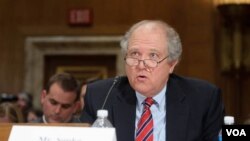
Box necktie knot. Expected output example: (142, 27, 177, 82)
(144, 97, 154, 108)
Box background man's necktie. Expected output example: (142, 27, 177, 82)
(136, 97, 154, 141)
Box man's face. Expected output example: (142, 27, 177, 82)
(17, 98, 27, 111)
(125, 24, 177, 97)
(41, 83, 78, 123)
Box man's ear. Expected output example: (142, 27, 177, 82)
(73, 101, 81, 113)
(169, 60, 178, 73)
(40, 90, 47, 104)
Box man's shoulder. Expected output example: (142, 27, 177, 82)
(70, 116, 81, 123)
(169, 73, 221, 99)
(88, 77, 116, 86)
(88, 76, 129, 88)
(169, 73, 219, 89)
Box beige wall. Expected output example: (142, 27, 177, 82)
(0, 0, 217, 92)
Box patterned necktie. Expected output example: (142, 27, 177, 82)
(136, 97, 154, 141)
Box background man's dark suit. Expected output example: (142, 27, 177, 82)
(80, 74, 224, 141)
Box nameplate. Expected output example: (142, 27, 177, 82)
(8, 125, 116, 141)
(222, 125, 250, 141)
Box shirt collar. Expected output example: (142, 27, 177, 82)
(136, 85, 167, 111)
(42, 115, 48, 124)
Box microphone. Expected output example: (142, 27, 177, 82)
(101, 76, 120, 109)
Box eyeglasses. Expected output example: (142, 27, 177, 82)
(124, 56, 169, 68)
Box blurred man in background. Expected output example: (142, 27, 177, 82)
(34, 73, 80, 123)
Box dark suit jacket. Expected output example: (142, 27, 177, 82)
(80, 74, 224, 141)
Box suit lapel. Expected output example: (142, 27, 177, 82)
(113, 78, 137, 141)
(166, 76, 189, 141)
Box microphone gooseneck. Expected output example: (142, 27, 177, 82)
(101, 76, 120, 109)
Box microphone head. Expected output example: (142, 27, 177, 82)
(114, 76, 120, 83)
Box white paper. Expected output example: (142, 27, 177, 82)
(8, 125, 116, 141)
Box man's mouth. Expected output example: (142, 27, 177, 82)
(50, 116, 61, 121)
(137, 75, 147, 81)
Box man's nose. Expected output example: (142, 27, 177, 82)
(54, 105, 62, 114)
(138, 60, 146, 68)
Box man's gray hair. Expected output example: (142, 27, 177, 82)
(120, 20, 182, 62)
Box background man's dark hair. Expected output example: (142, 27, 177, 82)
(45, 73, 80, 102)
